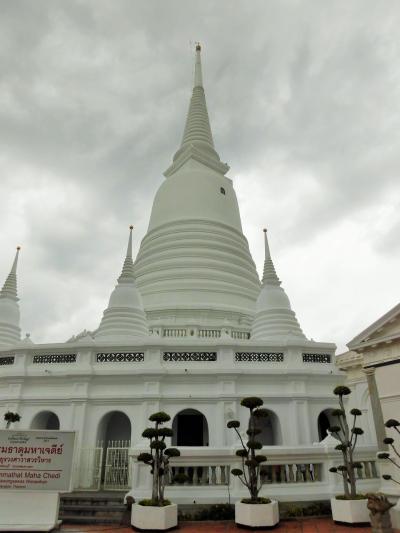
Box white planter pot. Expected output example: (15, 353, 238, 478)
(131, 503, 178, 531)
(235, 500, 279, 528)
(331, 497, 369, 524)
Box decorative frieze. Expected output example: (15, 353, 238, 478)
(33, 354, 77, 364)
(302, 353, 331, 364)
(96, 352, 144, 363)
(235, 352, 284, 362)
(163, 352, 217, 362)
(0, 356, 15, 366)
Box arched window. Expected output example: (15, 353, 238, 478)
(318, 409, 336, 441)
(30, 411, 60, 430)
(251, 409, 282, 446)
(172, 409, 209, 446)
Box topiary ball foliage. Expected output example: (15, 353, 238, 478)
(350, 408, 362, 416)
(241, 397, 263, 410)
(352, 427, 364, 435)
(333, 385, 351, 396)
(142, 428, 158, 439)
(385, 419, 400, 428)
(227, 420, 240, 429)
(383, 437, 394, 445)
(247, 440, 262, 450)
(150, 440, 166, 450)
(138, 452, 153, 463)
(382, 474, 392, 480)
(335, 444, 347, 452)
(149, 412, 171, 423)
(231, 468, 244, 477)
(377, 452, 390, 460)
(255, 455, 267, 463)
(157, 427, 174, 438)
(164, 448, 180, 457)
(236, 449, 248, 458)
(329, 467, 338, 473)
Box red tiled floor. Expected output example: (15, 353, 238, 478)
(59, 518, 373, 533)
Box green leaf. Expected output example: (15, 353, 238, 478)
(142, 428, 157, 439)
(246, 440, 262, 450)
(137, 452, 153, 463)
(149, 412, 171, 423)
(385, 419, 400, 428)
(333, 386, 351, 396)
(150, 440, 166, 450)
(157, 427, 173, 437)
(235, 449, 248, 458)
(164, 448, 180, 457)
(241, 397, 263, 409)
(227, 420, 240, 429)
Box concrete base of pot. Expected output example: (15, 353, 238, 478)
(131, 503, 178, 531)
(235, 500, 279, 528)
(330, 497, 369, 524)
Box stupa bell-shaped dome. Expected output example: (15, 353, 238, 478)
(134, 45, 260, 329)
(0, 247, 22, 347)
(252, 230, 306, 341)
(95, 227, 148, 340)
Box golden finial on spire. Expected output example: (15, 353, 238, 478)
(129, 225, 133, 230)
(195, 42, 201, 51)
(17, 246, 21, 250)
(263, 228, 267, 233)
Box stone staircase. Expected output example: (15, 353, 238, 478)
(59, 492, 127, 524)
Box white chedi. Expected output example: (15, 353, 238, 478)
(252, 230, 305, 341)
(0, 247, 21, 347)
(95, 226, 148, 340)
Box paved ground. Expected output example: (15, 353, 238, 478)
(60, 518, 372, 532)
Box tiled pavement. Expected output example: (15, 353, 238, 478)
(60, 518, 372, 533)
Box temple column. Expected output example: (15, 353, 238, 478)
(363, 367, 387, 450)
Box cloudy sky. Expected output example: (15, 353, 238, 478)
(1, 0, 399, 353)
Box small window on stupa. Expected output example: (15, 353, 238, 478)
(220, 187, 226, 195)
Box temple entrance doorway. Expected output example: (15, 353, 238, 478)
(96, 411, 131, 490)
(172, 409, 209, 446)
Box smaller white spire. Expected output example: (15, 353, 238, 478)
(118, 225, 135, 283)
(262, 229, 281, 286)
(95, 226, 148, 340)
(252, 230, 306, 341)
(0, 247, 20, 301)
(0, 247, 22, 347)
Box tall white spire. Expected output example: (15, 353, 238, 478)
(252, 230, 306, 341)
(95, 227, 148, 340)
(164, 44, 229, 177)
(0, 247, 22, 347)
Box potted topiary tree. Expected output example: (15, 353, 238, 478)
(328, 385, 369, 524)
(4, 411, 20, 429)
(131, 411, 181, 531)
(227, 397, 279, 528)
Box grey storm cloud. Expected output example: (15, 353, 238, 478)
(0, 0, 399, 351)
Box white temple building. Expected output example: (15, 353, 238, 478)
(0, 46, 380, 503)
